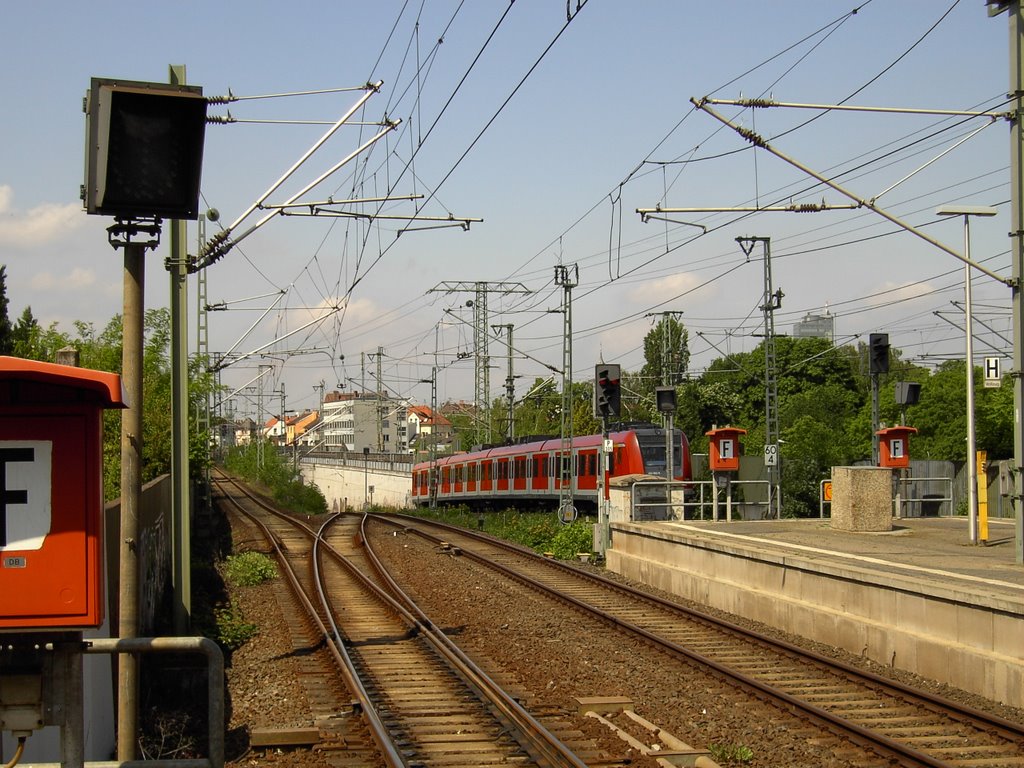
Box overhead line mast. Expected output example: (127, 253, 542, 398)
(739, 237, 782, 519)
(555, 264, 579, 523)
(428, 281, 530, 446)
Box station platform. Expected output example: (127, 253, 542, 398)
(605, 516, 1024, 709)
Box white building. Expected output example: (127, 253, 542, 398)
(320, 391, 409, 453)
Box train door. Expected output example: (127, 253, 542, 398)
(412, 469, 423, 501)
(496, 457, 510, 492)
(441, 464, 451, 496)
(531, 453, 548, 493)
(577, 450, 598, 491)
(512, 455, 528, 493)
(481, 459, 493, 494)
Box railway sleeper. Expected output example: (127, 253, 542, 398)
(574, 697, 721, 768)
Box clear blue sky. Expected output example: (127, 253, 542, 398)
(0, 1, 1013, 418)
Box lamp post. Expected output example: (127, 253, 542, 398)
(363, 445, 370, 510)
(421, 368, 438, 508)
(937, 205, 998, 545)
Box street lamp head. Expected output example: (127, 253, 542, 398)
(935, 205, 998, 218)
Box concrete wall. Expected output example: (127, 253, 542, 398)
(606, 522, 1024, 708)
(301, 456, 413, 510)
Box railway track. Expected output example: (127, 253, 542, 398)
(213, 474, 596, 767)
(366, 512, 1024, 768)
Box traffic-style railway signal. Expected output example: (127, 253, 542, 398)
(594, 363, 621, 419)
(869, 333, 890, 374)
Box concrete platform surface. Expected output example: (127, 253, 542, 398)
(666, 516, 1024, 601)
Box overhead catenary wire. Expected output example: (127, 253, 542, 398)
(210, 1, 1005, 405)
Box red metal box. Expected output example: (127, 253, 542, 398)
(0, 357, 124, 629)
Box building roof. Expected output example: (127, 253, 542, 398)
(409, 404, 452, 427)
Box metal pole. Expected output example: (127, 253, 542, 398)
(599, 417, 609, 555)
(662, 318, 673, 483)
(872, 373, 881, 466)
(430, 368, 438, 507)
(60, 634, 84, 768)
(555, 265, 577, 522)
(168, 64, 192, 634)
(118, 240, 144, 761)
(965, 216, 979, 545)
(1008, 1, 1024, 565)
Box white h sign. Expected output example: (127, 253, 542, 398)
(984, 357, 1002, 388)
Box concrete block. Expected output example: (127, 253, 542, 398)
(991, 610, 1024, 659)
(831, 466, 893, 531)
(956, 603, 993, 651)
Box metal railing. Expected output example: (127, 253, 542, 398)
(630, 479, 772, 521)
(818, 475, 955, 519)
(9, 636, 223, 768)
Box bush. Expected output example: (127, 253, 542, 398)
(410, 507, 594, 560)
(275, 480, 328, 515)
(549, 521, 594, 559)
(224, 442, 327, 515)
(213, 600, 258, 650)
(223, 552, 278, 586)
(709, 743, 753, 764)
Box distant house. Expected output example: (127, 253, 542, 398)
(407, 404, 453, 453)
(233, 417, 257, 446)
(264, 416, 286, 445)
(286, 410, 319, 448)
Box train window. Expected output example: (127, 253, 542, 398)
(484, 461, 491, 482)
(533, 455, 543, 478)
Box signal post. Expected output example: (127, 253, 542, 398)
(594, 364, 621, 555)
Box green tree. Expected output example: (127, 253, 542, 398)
(0, 266, 12, 356)
(641, 314, 690, 389)
(513, 377, 560, 438)
(903, 361, 966, 461)
(11, 307, 40, 358)
(975, 372, 1013, 459)
(51, 309, 219, 500)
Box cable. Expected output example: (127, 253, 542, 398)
(4, 736, 26, 768)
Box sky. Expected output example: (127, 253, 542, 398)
(0, 1, 1016, 422)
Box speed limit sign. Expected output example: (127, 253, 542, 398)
(764, 444, 778, 466)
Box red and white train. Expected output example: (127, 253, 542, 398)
(411, 423, 691, 509)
